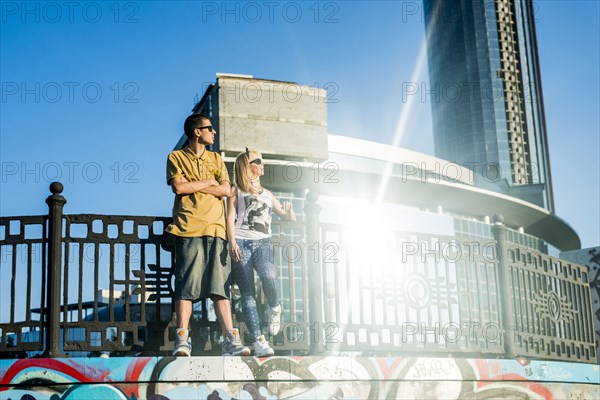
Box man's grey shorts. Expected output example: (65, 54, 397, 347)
(174, 236, 231, 301)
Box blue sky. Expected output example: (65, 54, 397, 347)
(1, 1, 598, 248)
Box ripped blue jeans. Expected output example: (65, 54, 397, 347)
(231, 238, 280, 340)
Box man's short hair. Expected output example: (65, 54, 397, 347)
(183, 113, 210, 139)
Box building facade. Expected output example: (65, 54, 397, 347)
(423, 0, 554, 211)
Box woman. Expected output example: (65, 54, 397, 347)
(226, 149, 296, 356)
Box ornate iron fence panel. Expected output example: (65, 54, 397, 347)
(0, 215, 47, 356)
(59, 214, 179, 355)
(60, 215, 312, 355)
(0, 213, 312, 357)
(506, 242, 597, 362)
(319, 223, 505, 355)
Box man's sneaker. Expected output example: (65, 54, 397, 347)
(254, 335, 274, 357)
(268, 304, 282, 336)
(173, 328, 192, 357)
(222, 328, 251, 356)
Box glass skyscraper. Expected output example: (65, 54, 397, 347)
(423, 0, 554, 212)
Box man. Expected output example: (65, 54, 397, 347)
(166, 113, 250, 357)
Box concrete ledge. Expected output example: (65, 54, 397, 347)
(1, 356, 598, 399)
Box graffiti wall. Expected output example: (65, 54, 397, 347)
(1, 356, 598, 399)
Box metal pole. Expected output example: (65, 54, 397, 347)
(44, 182, 66, 357)
(304, 191, 324, 354)
(491, 214, 517, 359)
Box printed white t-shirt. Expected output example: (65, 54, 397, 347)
(235, 188, 273, 240)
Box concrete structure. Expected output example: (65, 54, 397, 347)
(423, 0, 554, 211)
(177, 75, 579, 255)
(178, 73, 328, 161)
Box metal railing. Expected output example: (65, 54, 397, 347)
(0, 183, 597, 363)
(503, 239, 597, 362)
(318, 226, 505, 356)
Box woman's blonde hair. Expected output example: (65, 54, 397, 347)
(234, 149, 263, 194)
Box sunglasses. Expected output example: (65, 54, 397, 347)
(198, 125, 215, 132)
(249, 158, 263, 165)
